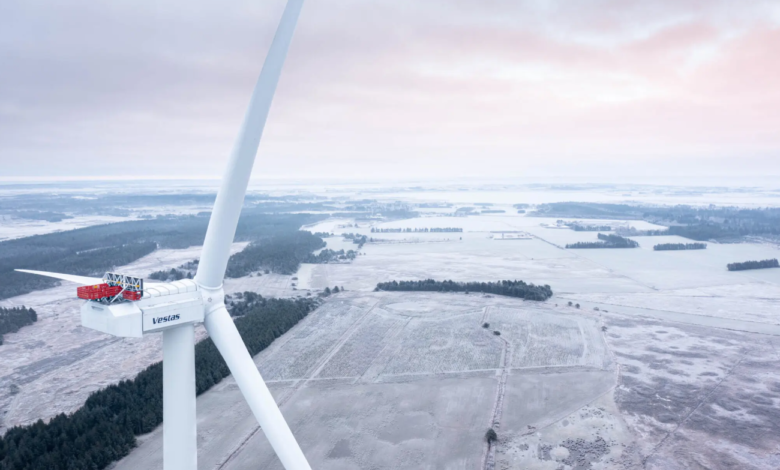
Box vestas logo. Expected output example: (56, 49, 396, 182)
(152, 314, 181, 325)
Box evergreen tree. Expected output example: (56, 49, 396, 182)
(374, 279, 552, 301)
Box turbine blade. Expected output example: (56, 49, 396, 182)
(204, 305, 312, 469)
(196, 0, 305, 288)
(15, 269, 103, 286)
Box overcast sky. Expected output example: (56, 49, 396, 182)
(1, 0, 779, 182)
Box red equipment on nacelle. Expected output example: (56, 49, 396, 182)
(77, 284, 122, 300)
(77, 272, 144, 302)
(123, 291, 142, 301)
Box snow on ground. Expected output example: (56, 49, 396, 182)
(295, 230, 649, 294)
(224, 272, 297, 299)
(604, 315, 780, 469)
(567, 288, 780, 325)
(6, 208, 780, 469)
(114, 291, 615, 470)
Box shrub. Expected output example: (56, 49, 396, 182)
(485, 428, 498, 446)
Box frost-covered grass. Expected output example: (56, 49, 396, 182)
(258, 298, 372, 381)
(379, 312, 501, 375)
(489, 306, 610, 369)
(316, 313, 403, 378)
(570, 288, 780, 325)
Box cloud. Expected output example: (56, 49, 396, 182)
(0, 0, 779, 180)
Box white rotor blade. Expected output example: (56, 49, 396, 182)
(196, 0, 305, 288)
(14, 269, 160, 286)
(204, 305, 311, 469)
(15, 269, 103, 286)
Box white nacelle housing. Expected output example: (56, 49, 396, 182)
(81, 279, 204, 338)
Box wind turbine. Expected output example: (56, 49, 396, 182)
(15, 0, 312, 469)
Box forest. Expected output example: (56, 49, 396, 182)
(567, 223, 612, 232)
(375, 279, 553, 301)
(10, 211, 73, 222)
(534, 202, 644, 219)
(152, 230, 348, 281)
(0, 211, 321, 300)
(727, 259, 780, 271)
(0, 306, 37, 345)
(654, 243, 707, 251)
(224, 231, 325, 277)
(148, 267, 192, 281)
(536, 202, 780, 241)
(0, 192, 300, 218)
(148, 260, 199, 281)
(0, 294, 319, 470)
(566, 233, 639, 249)
(342, 233, 367, 248)
(305, 249, 357, 264)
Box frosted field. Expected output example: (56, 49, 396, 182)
(114, 291, 617, 470)
(284, 215, 780, 469)
(113, 287, 780, 469)
(296, 231, 636, 294)
(6, 208, 780, 469)
(603, 315, 780, 470)
(300, 214, 780, 299)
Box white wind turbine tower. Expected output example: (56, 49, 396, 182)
(15, 0, 312, 469)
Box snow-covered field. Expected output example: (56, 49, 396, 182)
(5, 201, 780, 469)
(114, 291, 617, 470)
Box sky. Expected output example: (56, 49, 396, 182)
(1, 0, 779, 183)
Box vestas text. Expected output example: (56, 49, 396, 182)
(152, 314, 181, 325)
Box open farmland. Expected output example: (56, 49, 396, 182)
(231, 215, 780, 469)
(6, 205, 780, 469)
(112, 286, 780, 469)
(107, 212, 780, 470)
(113, 290, 617, 470)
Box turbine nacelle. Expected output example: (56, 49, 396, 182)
(80, 279, 227, 338)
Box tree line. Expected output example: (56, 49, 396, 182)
(152, 230, 347, 282)
(149, 260, 199, 281)
(305, 249, 357, 264)
(375, 279, 553, 301)
(0, 306, 37, 345)
(567, 223, 612, 232)
(566, 234, 639, 249)
(727, 259, 779, 271)
(537, 202, 780, 241)
(341, 233, 367, 248)
(225, 231, 325, 277)
(653, 243, 707, 251)
(0, 294, 319, 470)
(370, 227, 463, 233)
(148, 267, 192, 281)
(0, 212, 321, 300)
